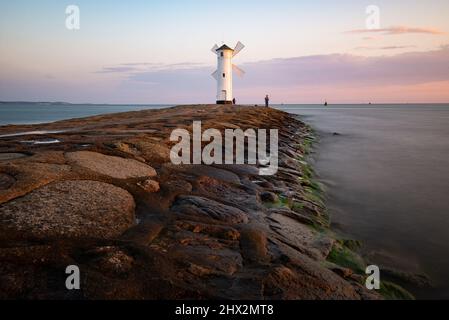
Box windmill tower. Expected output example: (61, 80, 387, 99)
(211, 42, 245, 104)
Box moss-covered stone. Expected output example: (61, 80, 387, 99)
(379, 281, 415, 300)
(263, 194, 291, 209)
(327, 244, 366, 274)
(337, 239, 362, 251)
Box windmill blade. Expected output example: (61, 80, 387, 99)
(232, 64, 245, 77)
(211, 44, 219, 54)
(233, 41, 245, 57)
(211, 70, 219, 80)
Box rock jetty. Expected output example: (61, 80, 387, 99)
(0, 105, 380, 299)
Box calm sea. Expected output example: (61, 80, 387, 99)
(0, 102, 172, 126)
(277, 104, 449, 299)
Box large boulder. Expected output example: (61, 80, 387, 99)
(0, 173, 15, 190)
(171, 195, 248, 224)
(65, 151, 156, 179)
(0, 180, 135, 239)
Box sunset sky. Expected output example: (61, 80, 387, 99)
(1, 0, 449, 104)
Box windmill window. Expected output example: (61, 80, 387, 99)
(222, 73, 226, 78)
(220, 52, 224, 57)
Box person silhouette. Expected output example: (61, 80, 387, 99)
(265, 94, 269, 107)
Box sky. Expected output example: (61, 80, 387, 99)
(1, 0, 449, 104)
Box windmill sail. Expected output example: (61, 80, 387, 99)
(233, 41, 245, 57)
(211, 70, 219, 80)
(211, 44, 219, 54)
(232, 64, 245, 77)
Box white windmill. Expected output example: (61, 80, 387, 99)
(211, 42, 245, 104)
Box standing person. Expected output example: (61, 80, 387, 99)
(232, 98, 236, 105)
(265, 94, 270, 107)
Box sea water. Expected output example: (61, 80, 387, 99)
(0, 102, 171, 126)
(277, 104, 449, 299)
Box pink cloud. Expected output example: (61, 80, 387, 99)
(2, 46, 449, 104)
(346, 26, 445, 35)
(123, 45, 449, 103)
(355, 45, 417, 50)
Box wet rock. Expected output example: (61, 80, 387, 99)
(330, 265, 354, 279)
(265, 241, 366, 299)
(268, 208, 315, 226)
(113, 141, 139, 155)
(0, 180, 135, 239)
(138, 179, 160, 193)
(90, 246, 135, 275)
(174, 246, 243, 276)
(21, 138, 61, 145)
(156, 179, 194, 208)
(0, 173, 15, 190)
(268, 213, 334, 260)
(0, 263, 38, 299)
(171, 195, 248, 224)
(163, 179, 193, 194)
(135, 140, 171, 163)
(122, 218, 164, 245)
(262, 262, 363, 300)
(214, 122, 242, 129)
(169, 164, 241, 185)
(263, 265, 298, 297)
(188, 263, 214, 276)
(212, 164, 260, 177)
(28, 151, 66, 165)
(0, 162, 71, 204)
(0, 153, 29, 161)
(352, 282, 382, 300)
(195, 176, 262, 211)
(66, 151, 156, 179)
(239, 226, 269, 263)
(259, 191, 279, 203)
(254, 180, 274, 189)
(176, 221, 240, 241)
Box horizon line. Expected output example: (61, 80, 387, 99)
(2, 101, 449, 106)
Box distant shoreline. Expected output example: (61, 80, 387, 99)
(2, 101, 449, 105)
(2, 102, 449, 128)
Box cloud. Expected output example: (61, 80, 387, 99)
(346, 25, 445, 35)
(5, 46, 448, 104)
(95, 62, 208, 74)
(165, 62, 207, 68)
(121, 62, 161, 66)
(120, 45, 449, 103)
(95, 66, 138, 74)
(355, 45, 417, 50)
(235, 46, 449, 88)
(362, 36, 378, 41)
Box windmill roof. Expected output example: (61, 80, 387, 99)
(216, 44, 234, 51)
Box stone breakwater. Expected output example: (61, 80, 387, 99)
(0, 105, 380, 299)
